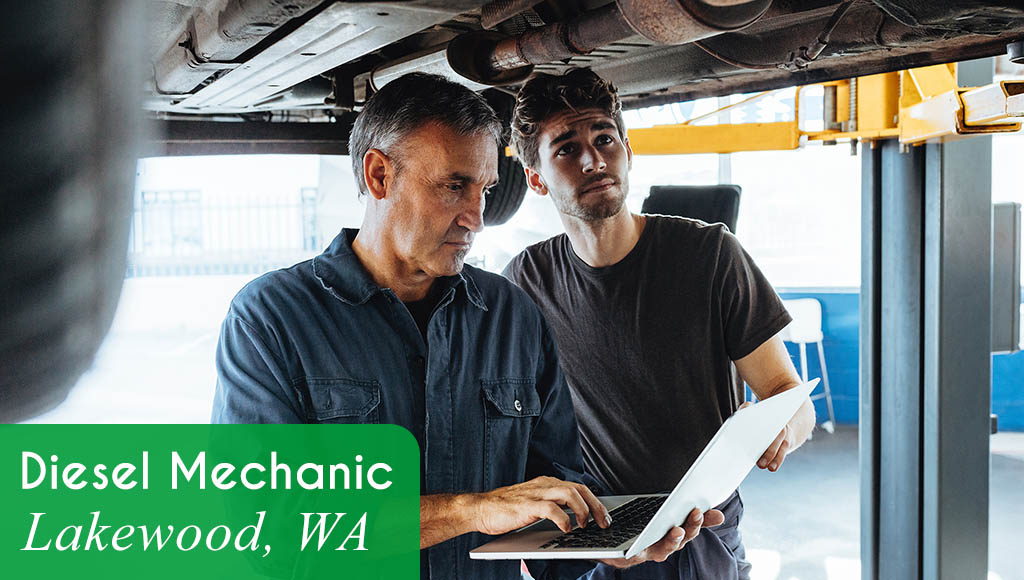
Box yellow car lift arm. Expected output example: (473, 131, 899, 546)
(626, 63, 1024, 155)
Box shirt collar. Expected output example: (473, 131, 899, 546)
(460, 267, 488, 311)
(312, 228, 488, 311)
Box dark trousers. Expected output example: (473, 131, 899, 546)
(581, 491, 750, 580)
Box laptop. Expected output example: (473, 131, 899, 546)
(470, 379, 819, 561)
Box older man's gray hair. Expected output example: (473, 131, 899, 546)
(349, 73, 503, 198)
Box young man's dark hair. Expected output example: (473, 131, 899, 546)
(348, 72, 503, 198)
(510, 68, 625, 169)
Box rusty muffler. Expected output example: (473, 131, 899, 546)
(448, 0, 773, 85)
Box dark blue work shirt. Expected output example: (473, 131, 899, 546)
(212, 229, 594, 580)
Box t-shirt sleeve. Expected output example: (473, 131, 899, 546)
(715, 229, 792, 360)
(500, 252, 524, 286)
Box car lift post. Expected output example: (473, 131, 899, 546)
(860, 58, 993, 580)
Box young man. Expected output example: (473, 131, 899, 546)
(504, 68, 816, 579)
(212, 72, 717, 579)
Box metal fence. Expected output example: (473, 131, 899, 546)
(126, 187, 321, 277)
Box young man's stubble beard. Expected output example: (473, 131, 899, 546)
(553, 179, 629, 222)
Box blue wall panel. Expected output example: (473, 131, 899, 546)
(777, 290, 1024, 431)
(778, 291, 862, 425)
(992, 350, 1024, 431)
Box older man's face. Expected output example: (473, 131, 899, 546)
(384, 121, 499, 278)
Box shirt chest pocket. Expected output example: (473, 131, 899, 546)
(481, 378, 540, 489)
(306, 378, 381, 424)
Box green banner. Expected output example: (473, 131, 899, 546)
(0, 425, 419, 579)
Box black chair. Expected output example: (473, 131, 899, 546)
(641, 185, 742, 233)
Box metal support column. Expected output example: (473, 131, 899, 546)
(860, 58, 992, 580)
(880, 141, 926, 579)
(861, 139, 927, 579)
(921, 134, 992, 580)
(859, 141, 882, 580)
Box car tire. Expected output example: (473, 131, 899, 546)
(0, 1, 144, 422)
(482, 89, 528, 226)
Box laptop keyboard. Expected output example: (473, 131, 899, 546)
(539, 495, 668, 550)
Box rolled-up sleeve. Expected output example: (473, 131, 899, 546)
(211, 314, 304, 424)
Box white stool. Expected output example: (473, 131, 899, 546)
(779, 298, 836, 433)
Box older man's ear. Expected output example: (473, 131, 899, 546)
(363, 148, 394, 200)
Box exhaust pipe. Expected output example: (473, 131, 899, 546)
(448, 0, 773, 85)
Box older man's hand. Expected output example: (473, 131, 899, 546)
(420, 476, 610, 549)
(472, 476, 611, 536)
(597, 507, 724, 568)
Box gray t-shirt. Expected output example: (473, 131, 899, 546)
(504, 215, 791, 493)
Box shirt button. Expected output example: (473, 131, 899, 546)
(514, 399, 522, 412)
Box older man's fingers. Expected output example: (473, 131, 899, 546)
(573, 483, 612, 528)
(539, 501, 573, 533)
(555, 487, 591, 529)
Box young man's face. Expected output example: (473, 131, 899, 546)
(383, 121, 498, 278)
(526, 107, 632, 222)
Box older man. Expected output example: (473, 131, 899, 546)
(212, 72, 715, 580)
(504, 68, 816, 579)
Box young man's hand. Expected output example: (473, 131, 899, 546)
(597, 507, 724, 568)
(758, 421, 793, 472)
(738, 401, 795, 472)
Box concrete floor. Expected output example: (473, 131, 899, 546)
(739, 426, 1024, 580)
